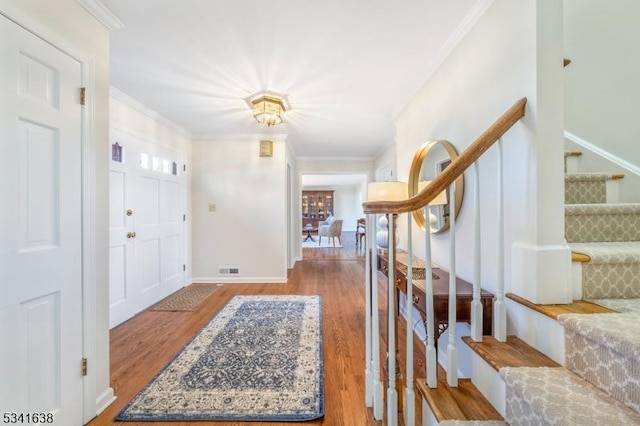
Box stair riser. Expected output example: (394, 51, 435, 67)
(469, 351, 506, 417)
(582, 263, 640, 299)
(565, 329, 640, 414)
(506, 299, 566, 365)
(566, 214, 640, 243)
(565, 180, 607, 204)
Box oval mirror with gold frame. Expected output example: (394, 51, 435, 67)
(408, 140, 464, 234)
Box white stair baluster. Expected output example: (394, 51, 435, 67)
(365, 214, 373, 407)
(424, 206, 437, 388)
(471, 162, 483, 342)
(447, 182, 458, 387)
(404, 215, 415, 425)
(371, 215, 383, 419)
(494, 138, 507, 342)
(386, 213, 398, 426)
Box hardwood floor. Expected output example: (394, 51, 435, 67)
(89, 232, 381, 425)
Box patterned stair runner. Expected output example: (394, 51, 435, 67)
(500, 367, 640, 425)
(495, 156, 640, 424)
(558, 311, 640, 414)
(565, 172, 613, 204)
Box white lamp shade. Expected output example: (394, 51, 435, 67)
(367, 181, 408, 202)
(418, 181, 448, 206)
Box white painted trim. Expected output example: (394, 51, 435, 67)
(110, 87, 192, 138)
(95, 389, 116, 416)
(511, 242, 572, 304)
(565, 131, 640, 178)
(0, 2, 96, 62)
(80, 58, 102, 425)
(110, 123, 187, 155)
(75, 0, 124, 30)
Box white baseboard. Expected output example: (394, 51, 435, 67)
(95, 387, 116, 416)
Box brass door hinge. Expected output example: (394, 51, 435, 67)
(82, 358, 88, 376)
(80, 87, 87, 106)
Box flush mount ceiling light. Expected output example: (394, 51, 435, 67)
(251, 95, 286, 126)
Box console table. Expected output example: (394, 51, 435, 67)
(378, 251, 494, 339)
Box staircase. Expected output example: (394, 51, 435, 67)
(417, 151, 640, 424)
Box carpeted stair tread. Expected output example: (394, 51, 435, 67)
(560, 311, 640, 414)
(416, 375, 504, 423)
(569, 242, 640, 298)
(462, 335, 559, 372)
(500, 367, 640, 425)
(569, 241, 640, 264)
(558, 311, 640, 361)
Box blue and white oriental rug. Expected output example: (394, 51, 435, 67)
(116, 295, 324, 422)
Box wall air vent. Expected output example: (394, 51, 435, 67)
(219, 267, 239, 275)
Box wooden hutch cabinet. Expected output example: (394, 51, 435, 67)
(302, 190, 334, 228)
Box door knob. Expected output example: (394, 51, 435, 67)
(126, 209, 133, 216)
(126, 231, 136, 239)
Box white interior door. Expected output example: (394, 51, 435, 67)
(109, 132, 185, 328)
(109, 146, 136, 328)
(0, 16, 84, 425)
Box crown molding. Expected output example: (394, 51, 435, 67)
(75, 0, 124, 31)
(110, 87, 192, 138)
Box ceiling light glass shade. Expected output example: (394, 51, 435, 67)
(251, 95, 286, 126)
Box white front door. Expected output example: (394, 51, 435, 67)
(109, 131, 185, 328)
(0, 16, 84, 425)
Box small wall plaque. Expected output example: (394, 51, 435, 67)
(259, 140, 273, 157)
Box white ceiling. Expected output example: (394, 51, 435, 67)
(102, 0, 479, 158)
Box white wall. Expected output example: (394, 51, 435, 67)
(191, 136, 288, 283)
(564, 0, 640, 167)
(0, 0, 112, 419)
(394, 0, 570, 303)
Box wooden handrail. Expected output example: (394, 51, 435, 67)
(363, 97, 527, 215)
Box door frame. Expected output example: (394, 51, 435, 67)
(0, 6, 103, 423)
